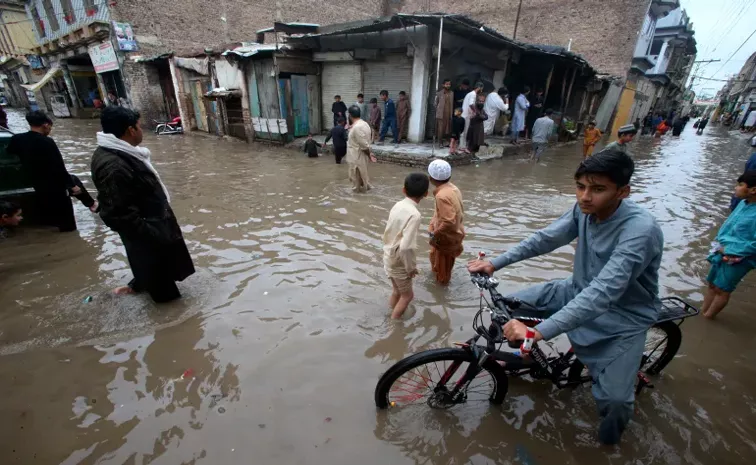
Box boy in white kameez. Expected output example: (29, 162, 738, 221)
(383, 172, 430, 319)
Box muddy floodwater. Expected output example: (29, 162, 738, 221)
(1, 111, 755, 465)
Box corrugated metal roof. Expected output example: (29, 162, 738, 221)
(286, 13, 595, 73)
(222, 43, 286, 58)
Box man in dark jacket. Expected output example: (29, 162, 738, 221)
(91, 106, 195, 303)
(7, 111, 80, 231)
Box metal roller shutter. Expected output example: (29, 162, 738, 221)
(363, 52, 413, 123)
(321, 62, 362, 130)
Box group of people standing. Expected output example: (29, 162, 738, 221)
(433, 80, 555, 157)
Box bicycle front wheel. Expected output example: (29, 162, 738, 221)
(374, 347, 508, 410)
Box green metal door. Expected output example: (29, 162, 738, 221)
(291, 75, 309, 136)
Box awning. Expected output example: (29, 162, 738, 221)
(21, 66, 61, 92)
(174, 57, 209, 75)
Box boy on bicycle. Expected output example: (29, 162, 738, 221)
(468, 149, 664, 445)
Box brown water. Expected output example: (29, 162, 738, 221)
(1, 111, 755, 465)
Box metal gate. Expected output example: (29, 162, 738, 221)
(321, 62, 362, 129)
(363, 52, 413, 123)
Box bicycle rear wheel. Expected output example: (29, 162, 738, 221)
(642, 321, 681, 375)
(374, 347, 508, 410)
(567, 321, 682, 381)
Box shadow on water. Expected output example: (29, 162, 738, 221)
(1, 110, 755, 464)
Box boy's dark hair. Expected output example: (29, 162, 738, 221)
(0, 200, 20, 216)
(348, 105, 361, 118)
(101, 106, 141, 138)
(399, 91, 406, 96)
(357, 93, 363, 98)
(26, 110, 52, 127)
(404, 173, 430, 198)
(523, 86, 531, 93)
(454, 107, 463, 113)
(308, 133, 313, 137)
(370, 97, 378, 103)
(336, 117, 346, 125)
(574, 149, 635, 187)
(461, 79, 470, 86)
(443, 78, 451, 84)
(380, 90, 388, 97)
(497, 87, 508, 96)
(738, 170, 756, 188)
(544, 108, 554, 116)
(334, 95, 341, 99)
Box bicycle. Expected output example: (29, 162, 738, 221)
(374, 272, 699, 410)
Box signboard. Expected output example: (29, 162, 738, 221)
(112, 21, 138, 51)
(28, 55, 44, 69)
(88, 42, 119, 73)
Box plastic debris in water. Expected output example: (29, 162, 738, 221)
(181, 369, 194, 379)
(264, 291, 268, 295)
(218, 407, 226, 413)
(324, 417, 332, 423)
(83, 296, 93, 303)
(390, 401, 396, 407)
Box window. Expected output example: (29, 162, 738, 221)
(61, 0, 75, 24)
(649, 39, 664, 56)
(42, 0, 59, 32)
(84, 0, 99, 16)
(30, 5, 45, 37)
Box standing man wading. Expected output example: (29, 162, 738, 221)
(91, 106, 195, 303)
(468, 149, 663, 445)
(530, 108, 555, 162)
(346, 105, 374, 192)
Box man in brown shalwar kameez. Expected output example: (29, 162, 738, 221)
(346, 105, 374, 192)
(427, 159, 465, 285)
(435, 79, 454, 147)
(397, 91, 411, 143)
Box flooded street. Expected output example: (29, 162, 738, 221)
(1, 111, 755, 465)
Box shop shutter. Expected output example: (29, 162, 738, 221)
(321, 62, 362, 130)
(362, 52, 413, 123)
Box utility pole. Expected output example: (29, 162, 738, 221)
(688, 59, 721, 91)
(513, 0, 523, 39)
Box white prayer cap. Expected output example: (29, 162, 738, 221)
(428, 159, 452, 181)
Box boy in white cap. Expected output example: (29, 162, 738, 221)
(604, 124, 637, 154)
(383, 173, 430, 319)
(427, 159, 465, 285)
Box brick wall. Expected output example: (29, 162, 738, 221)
(108, 0, 385, 54)
(107, 0, 385, 129)
(395, 0, 651, 77)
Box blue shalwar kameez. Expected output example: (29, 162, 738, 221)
(490, 200, 664, 444)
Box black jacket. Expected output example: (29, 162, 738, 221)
(8, 131, 74, 194)
(332, 101, 347, 117)
(91, 146, 194, 284)
(325, 125, 348, 149)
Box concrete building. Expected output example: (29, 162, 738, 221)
(0, 0, 50, 109)
(725, 52, 756, 128)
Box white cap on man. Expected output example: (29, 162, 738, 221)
(428, 159, 452, 181)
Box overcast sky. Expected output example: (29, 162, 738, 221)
(680, 0, 756, 97)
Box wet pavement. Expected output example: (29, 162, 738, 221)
(1, 110, 755, 464)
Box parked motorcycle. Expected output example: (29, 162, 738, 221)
(154, 116, 183, 135)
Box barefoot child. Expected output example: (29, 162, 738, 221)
(702, 170, 756, 319)
(450, 108, 464, 155)
(383, 172, 429, 319)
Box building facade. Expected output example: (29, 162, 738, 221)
(22, 0, 385, 123)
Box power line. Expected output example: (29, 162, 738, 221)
(709, 26, 756, 78)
